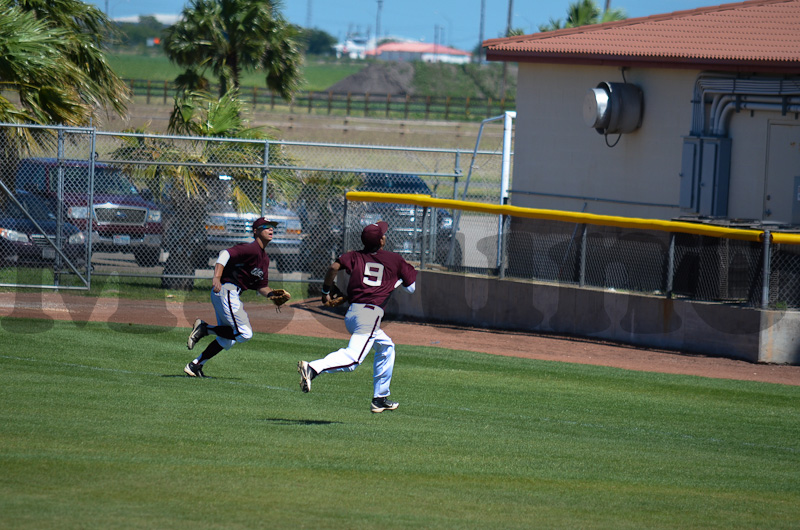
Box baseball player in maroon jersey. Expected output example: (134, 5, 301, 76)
(184, 217, 287, 377)
(298, 221, 417, 413)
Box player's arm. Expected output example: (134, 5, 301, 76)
(321, 260, 342, 304)
(398, 261, 418, 293)
(211, 250, 230, 293)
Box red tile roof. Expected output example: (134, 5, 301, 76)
(370, 42, 471, 56)
(484, 0, 800, 73)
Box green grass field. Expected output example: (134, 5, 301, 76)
(2, 318, 799, 528)
(107, 53, 364, 92)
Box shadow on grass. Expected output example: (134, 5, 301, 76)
(261, 418, 342, 426)
(160, 374, 243, 381)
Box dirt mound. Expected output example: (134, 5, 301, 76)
(326, 62, 415, 96)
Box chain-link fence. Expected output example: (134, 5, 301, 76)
(0, 123, 507, 291)
(344, 192, 800, 310)
(3, 123, 800, 310)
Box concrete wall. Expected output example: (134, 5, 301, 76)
(384, 270, 800, 365)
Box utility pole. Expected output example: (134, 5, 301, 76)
(478, 0, 486, 63)
(501, 0, 514, 98)
(376, 0, 383, 42)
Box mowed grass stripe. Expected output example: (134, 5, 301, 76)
(1, 318, 799, 528)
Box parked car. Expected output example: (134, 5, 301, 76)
(15, 158, 163, 267)
(0, 190, 85, 267)
(355, 173, 462, 265)
(202, 176, 303, 272)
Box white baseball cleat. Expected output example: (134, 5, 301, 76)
(298, 361, 313, 393)
(184, 362, 206, 378)
(187, 319, 208, 350)
(370, 397, 399, 413)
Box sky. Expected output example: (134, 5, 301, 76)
(88, 0, 728, 50)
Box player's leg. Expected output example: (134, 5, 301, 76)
(185, 286, 250, 376)
(369, 331, 399, 413)
(300, 305, 380, 391)
(371, 330, 395, 398)
(185, 339, 223, 377)
(211, 285, 254, 347)
(308, 332, 374, 375)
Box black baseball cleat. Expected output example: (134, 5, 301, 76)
(184, 362, 206, 378)
(187, 319, 208, 350)
(298, 361, 314, 393)
(370, 397, 399, 413)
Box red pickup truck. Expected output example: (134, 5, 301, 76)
(15, 158, 163, 266)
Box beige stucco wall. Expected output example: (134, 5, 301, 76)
(512, 63, 800, 222)
(512, 63, 696, 219)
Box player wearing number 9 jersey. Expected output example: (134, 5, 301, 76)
(298, 221, 417, 413)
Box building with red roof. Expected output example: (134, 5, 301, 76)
(368, 41, 472, 64)
(484, 0, 800, 225)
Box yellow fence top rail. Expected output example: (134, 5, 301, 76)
(346, 191, 767, 243)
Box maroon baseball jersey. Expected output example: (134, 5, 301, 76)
(338, 249, 417, 308)
(220, 240, 270, 292)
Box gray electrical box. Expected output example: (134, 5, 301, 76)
(792, 176, 800, 225)
(679, 136, 731, 217)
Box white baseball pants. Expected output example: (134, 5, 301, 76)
(308, 303, 396, 398)
(210, 283, 253, 350)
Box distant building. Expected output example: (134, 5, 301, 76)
(368, 42, 471, 64)
(333, 35, 374, 60)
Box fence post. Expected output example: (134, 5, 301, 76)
(253, 86, 258, 109)
(346, 93, 352, 116)
(445, 96, 451, 121)
(364, 93, 370, 116)
(453, 151, 461, 200)
(341, 193, 350, 257)
(420, 206, 428, 270)
(425, 96, 431, 120)
(762, 231, 772, 309)
(404, 95, 410, 119)
(465, 96, 471, 119)
(261, 140, 271, 215)
(386, 94, 391, 118)
(270, 91, 275, 110)
(579, 224, 588, 287)
(499, 212, 510, 279)
(327, 91, 333, 115)
(666, 232, 676, 298)
(146, 80, 151, 104)
(163, 80, 168, 105)
(486, 97, 493, 118)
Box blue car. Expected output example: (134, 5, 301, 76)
(0, 191, 86, 267)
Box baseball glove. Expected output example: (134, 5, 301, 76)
(322, 285, 348, 307)
(267, 289, 291, 311)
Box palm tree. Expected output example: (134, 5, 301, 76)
(163, 0, 303, 100)
(0, 1, 129, 190)
(111, 89, 296, 289)
(538, 0, 626, 32)
(0, 0, 128, 125)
